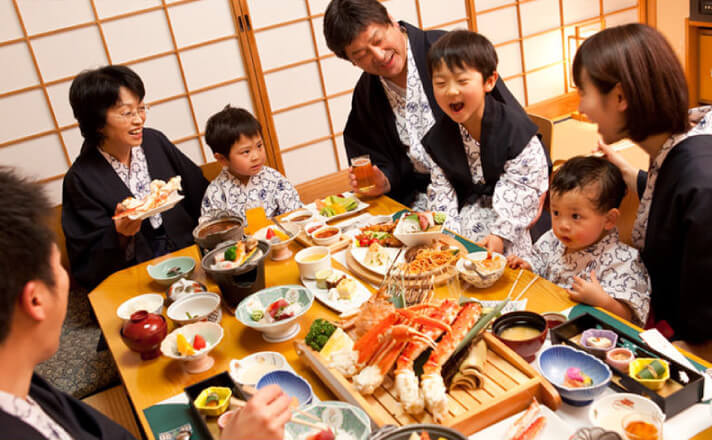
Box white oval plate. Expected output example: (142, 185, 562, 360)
(301, 269, 371, 314)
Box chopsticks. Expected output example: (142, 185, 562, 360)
(229, 397, 328, 431)
(506, 269, 540, 302)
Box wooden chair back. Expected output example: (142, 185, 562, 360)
(528, 113, 554, 156)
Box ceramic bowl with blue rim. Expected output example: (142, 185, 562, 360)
(147, 256, 196, 286)
(284, 401, 371, 440)
(538, 344, 612, 406)
(236, 285, 314, 343)
(257, 370, 313, 408)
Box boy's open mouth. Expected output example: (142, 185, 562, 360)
(449, 102, 465, 113)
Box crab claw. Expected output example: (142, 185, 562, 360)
(389, 325, 438, 348)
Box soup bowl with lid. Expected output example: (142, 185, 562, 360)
(492, 311, 548, 362)
(295, 246, 331, 280)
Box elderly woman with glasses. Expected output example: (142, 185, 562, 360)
(62, 65, 208, 290)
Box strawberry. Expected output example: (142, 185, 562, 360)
(266, 228, 275, 240)
(192, 334, 206, 350)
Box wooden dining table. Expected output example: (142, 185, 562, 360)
(88, 195, 711, 440)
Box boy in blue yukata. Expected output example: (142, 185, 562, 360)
(508, 156, 650, 325)
(201, 106, 303, 221)
(422, 30, 550, 258)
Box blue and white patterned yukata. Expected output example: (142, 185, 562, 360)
(458, 125, 549, 257)
(201, 166, 302, 221)
(529, 228, 651, 324)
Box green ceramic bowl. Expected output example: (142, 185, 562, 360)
(236, 285, 313, 343)
(147, 256, 196, 286)
(284, 401, 370, 440)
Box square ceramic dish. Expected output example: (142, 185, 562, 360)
(550, 312, 704, 417)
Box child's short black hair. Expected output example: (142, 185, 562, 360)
(204, 105, 262, 157)
(427, 30, 498, 79)
(550, 156, 626, 212)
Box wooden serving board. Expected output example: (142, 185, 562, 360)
(294, 230, 351, 253)
(345, 234, 465, 287)
(294, 332, 561, 436)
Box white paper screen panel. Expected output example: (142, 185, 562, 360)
(180, 39, 247, 91)
(419, 0, 468, 28)
(167, 0, 237, 48)
(15, 0, 94, 35)
(273, 101, 331, 149)
(93, 0, 162, 20)
(477, 7, 519, 45)
(604, 0, 639, 14)
(606, 9, 640, 26)
(265, 62, 324, 111)
(474, 0, 512, 10)
(497, 42, 523, 79)
(31, 26, 108, 82)
(282, 139, 338, 184)
(0, 42, 38, 94)
(0, 1, 23, 42)
(562, 0, 600, 25)
(519, 0, 561, 36)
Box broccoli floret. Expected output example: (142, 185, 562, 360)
(305, 318, 337, 351)
(224, 245, 237, 261)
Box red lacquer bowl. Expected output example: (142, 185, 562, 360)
(492, 311, 548, 362)
(120, 311, 167, 360)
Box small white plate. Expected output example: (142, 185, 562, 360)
(129, 192, 184, 220)
(469, 403, 575, 439)
(301, 269, 371, 314)
(304, 192, 369, 222)
(349, 242, 404, 276)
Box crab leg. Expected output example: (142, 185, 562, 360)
(421, 301, 482, 422)
(352, 314, 452, 395)
(394, 299, 460, 414)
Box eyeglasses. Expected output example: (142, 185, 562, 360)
(113, 104, 150, 122)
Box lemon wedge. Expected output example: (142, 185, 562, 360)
(319, 327, 353, 360)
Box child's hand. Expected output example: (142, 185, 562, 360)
(477, 234, 504, 254)
(568, 271, 609, 307)
(506, 255, 531, 270)
(349, 165, 390, 198)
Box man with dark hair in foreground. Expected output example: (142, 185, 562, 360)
(0, 168, 290, 439)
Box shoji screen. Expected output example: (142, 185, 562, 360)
(0, 0, 257, 205)
(244, 0, 471, 186)
(475, 0, 641, 106)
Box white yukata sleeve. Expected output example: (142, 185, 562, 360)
(275, 172, 303, 215)
(528, 230, 557, 276)
(595, 250, 651, 326)
(489, 136, 549, 243)
(426, 164, 462, 234)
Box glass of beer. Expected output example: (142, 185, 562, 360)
(351, 155, 375, 192)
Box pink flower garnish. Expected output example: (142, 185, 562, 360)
(566, 367, 584, 382)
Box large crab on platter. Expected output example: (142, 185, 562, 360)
(333, 296, 482, 423)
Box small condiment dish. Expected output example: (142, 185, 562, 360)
(147, 256, 196, 286)
(311, 225, 341, 246)
(166, 292, 221, 326)
(194, 386, 232, 417)
(229, 351, 288, 386)
(284, 209, 316, 229)
(605, 347, 634, 373)
(581, 329, 618, 359)
(629, 358, 670, 391)
(116, 293, 164, 321)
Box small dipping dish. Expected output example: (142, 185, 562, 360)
(542, 312, 567, 330)
(492, 311, 547, 362)
(581, 329, 618, 359)
(605, 347, 634, 373)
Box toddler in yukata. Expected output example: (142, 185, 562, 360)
(507, 156, 650, 325)
(200, 105, 302, 221)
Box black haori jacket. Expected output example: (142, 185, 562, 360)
(637, 134, 712, 343)
(343, 21, 445, 207)
(421, 92, 540, 210)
